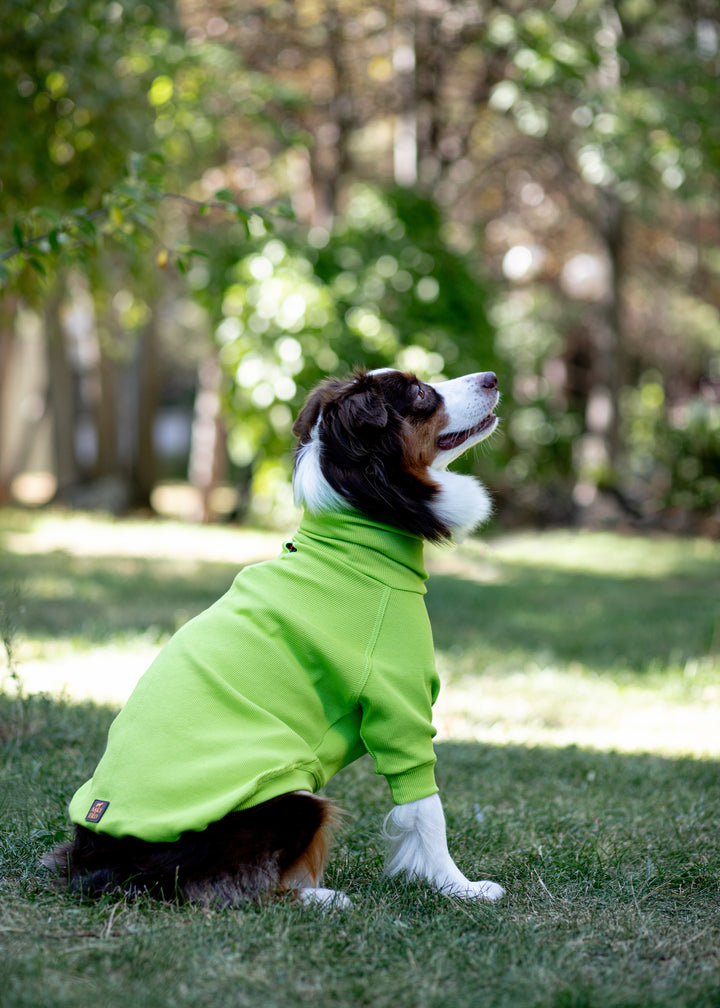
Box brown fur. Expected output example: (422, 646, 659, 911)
(43, 368, 497, 908)
(401, 398, 450, 482)
(43, 792, 338, 906)
(293, 369, 453, 541)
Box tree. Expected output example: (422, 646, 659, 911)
(0, 0, 275, 507)
(3, 0, 719, 529)
(461, 0, 720, 524)
(192, 183, 495, 520)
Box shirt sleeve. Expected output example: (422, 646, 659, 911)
(357, 588, 440, 804)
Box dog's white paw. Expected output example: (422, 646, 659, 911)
(442, 879, 505, 901)
(297, 887, 353, 910)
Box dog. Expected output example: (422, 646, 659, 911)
(43, 367, 504, 909)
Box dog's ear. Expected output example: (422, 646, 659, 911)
(292, 392, 322, 440)
(339, 387, 388, 433)
(293, 375, 391, 470)
(319, 383, 391, 464)
(293, 379, 346, 440)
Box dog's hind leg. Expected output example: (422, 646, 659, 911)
(276, 793, 352, 908)
(41, 791, 346, 906)
(296, 886, 352, 910)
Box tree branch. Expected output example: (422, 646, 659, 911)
(0, 191, 280, 264)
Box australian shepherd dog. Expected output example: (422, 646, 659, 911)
(43, 368, 504, 909)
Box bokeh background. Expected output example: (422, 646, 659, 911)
(2, 0, 719, 534)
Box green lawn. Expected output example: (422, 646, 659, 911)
(1, 508, 719, 1008)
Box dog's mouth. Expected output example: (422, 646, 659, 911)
(436, 413, 497, 452)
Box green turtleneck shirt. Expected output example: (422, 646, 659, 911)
(69, 511, 441, 842)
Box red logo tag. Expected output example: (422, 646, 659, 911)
(85, 799, 109, 823)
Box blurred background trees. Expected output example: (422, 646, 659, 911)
(1, 0, 719, 532)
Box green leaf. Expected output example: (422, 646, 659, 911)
(274, 201, 295, 219)
(32, 207, 61, 225)
(113, 181, 146, 202)
(28, 256, 47, 277)
(233, 213, 250, 238)
(75, 217, 98, 240)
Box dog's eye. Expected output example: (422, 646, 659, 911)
(414, 385, 425, 402)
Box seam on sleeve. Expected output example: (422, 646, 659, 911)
(354, 583, 392, 702)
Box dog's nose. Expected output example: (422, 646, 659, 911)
(480, 372, 498, 390)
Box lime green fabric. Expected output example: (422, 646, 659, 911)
(69, 511, 441, 842)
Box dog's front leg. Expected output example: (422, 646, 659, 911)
(382, 793, 505, 900)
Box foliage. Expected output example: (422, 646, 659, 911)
(2, 0, 720, 527)
(0, 154, 284, 290)
(482, 1, 720, 198)
(0, 0, 190, 238)
(191, 183, 497, 514)
(623, 374, 720, 515)
(474, 0, 720, 523)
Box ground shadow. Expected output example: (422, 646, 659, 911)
(2, 532, 718, 675)
(2, 689, 719, 1008)
(0, 548, 242, 643)
(426, 560, 719, 676)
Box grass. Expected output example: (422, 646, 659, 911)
(1, 507, 719, 1008)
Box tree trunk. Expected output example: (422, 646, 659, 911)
(131, 321, 161, 508)
(598, 189, 625, 470)
(188, 356, 227, 522)
(393, 2, 418, 187)
(45, 288, 80, 497)
(93, 346, 119, 479)
(0, 305, 19, 502)
(307, 3, 354, 224)
(572, 190, 628, 516)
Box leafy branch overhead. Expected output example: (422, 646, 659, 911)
(0, 156, 293, 285)
(1, 0, 718, 527)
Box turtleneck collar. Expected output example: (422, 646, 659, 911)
(292, 510, 429, 593)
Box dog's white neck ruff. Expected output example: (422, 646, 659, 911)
(429, 469, 492, 542)
(292, 421, 491, 542)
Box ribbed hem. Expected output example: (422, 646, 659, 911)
(234, 768, 319, 811)
(385, 763, 438, 805)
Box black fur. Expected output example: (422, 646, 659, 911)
(293, 370, 451, 541)
(45, 792, 332, 906)
(43, 369, 466, 906)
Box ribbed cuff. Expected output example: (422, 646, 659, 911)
(385, 762, 438, 805)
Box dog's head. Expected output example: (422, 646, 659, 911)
(292, 369, 499, 541)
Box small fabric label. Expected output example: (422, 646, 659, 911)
(85, 799, 110, 823)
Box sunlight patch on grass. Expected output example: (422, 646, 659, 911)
(3, 509, 283, 564)
(434, 659, 720, 759)
(476, 528, 720, 577)
(425, 530, 720, 758)
(8, 640, 158, 705)
(3, 508, 719, 760)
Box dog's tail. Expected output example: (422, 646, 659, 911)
(41, 791, 339, 906)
